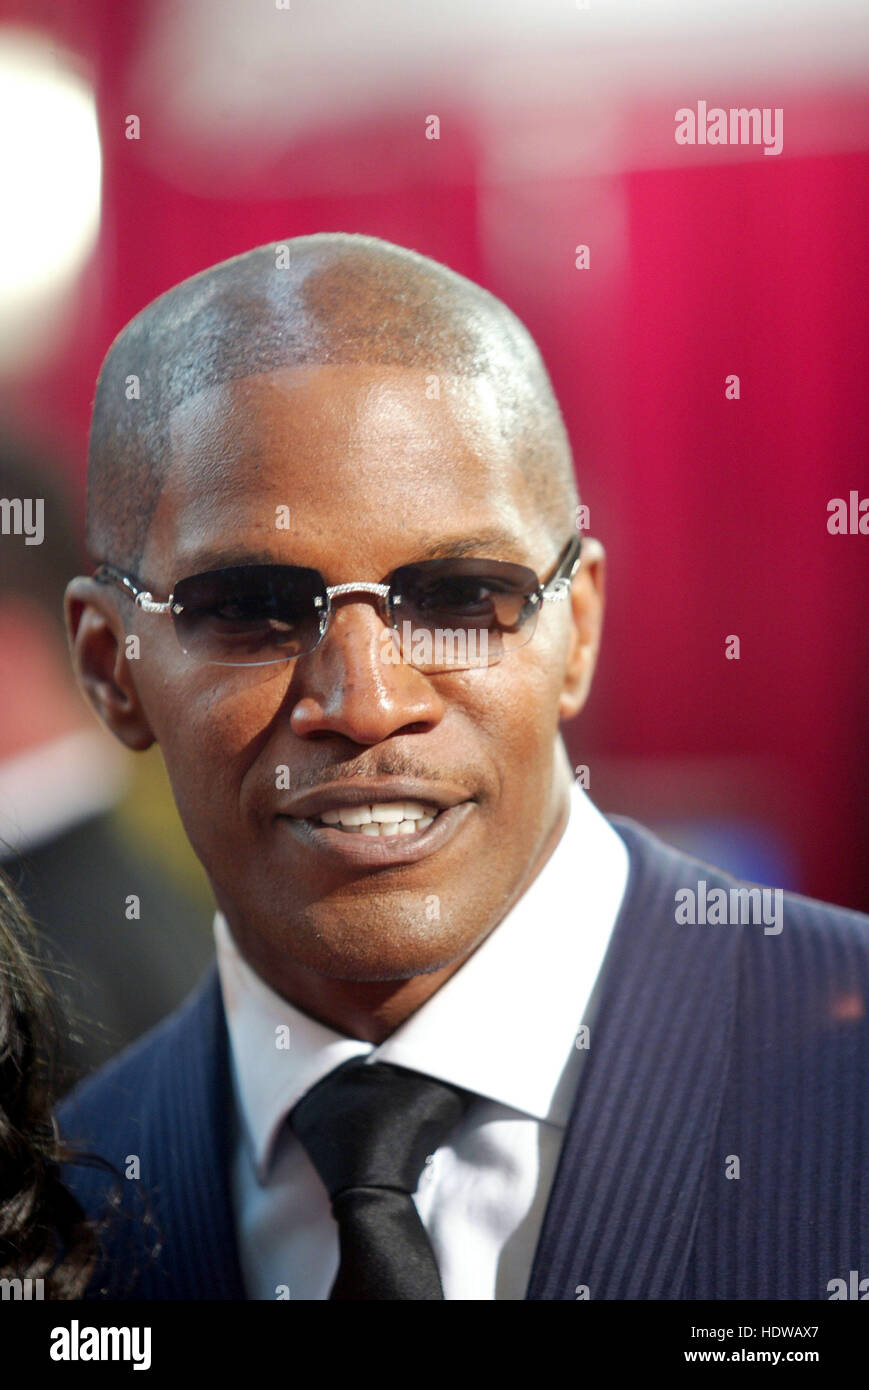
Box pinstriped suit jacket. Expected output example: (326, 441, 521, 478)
(56, 818, 869, 1300)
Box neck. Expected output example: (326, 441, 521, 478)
(272, 962, 472, 1045)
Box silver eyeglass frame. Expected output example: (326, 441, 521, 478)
(92, 535, 583, 660)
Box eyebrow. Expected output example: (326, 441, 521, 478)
(175, 547, 292, 574)
(411, 532, 528, 562)
(175, 531, 529, 576)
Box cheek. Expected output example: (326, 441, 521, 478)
(448, 638, 567, 795)
(142, 668, 289, 832)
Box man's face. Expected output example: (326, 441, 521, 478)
(119, 364, 587, 987)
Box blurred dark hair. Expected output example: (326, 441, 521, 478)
(0, 870, 98, 1297)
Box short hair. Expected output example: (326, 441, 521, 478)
(87, 233, 579, 570)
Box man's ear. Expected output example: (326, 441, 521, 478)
(64, 577, 156, 751)
(558, 536, 605, 721)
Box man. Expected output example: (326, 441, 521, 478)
(57, 233, 868, 1300)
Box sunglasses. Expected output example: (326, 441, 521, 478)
(93, 535, 582, 674)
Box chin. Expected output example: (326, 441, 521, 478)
(273, 908, 477, 984)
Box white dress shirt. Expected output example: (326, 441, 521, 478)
(215, 778, 629, 1300)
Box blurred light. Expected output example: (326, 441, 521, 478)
(0, 30, 100, 369)
(133, 0, 869, 195)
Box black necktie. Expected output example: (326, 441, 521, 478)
(289, 1056, 471, 1300)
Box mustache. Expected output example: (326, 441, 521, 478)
(278, 756, 452, 795)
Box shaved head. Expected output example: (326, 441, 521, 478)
(87, 233, 578, 569)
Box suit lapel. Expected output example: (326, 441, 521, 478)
(142, 965, 247, 1298)
(526, 818, 742, 1299)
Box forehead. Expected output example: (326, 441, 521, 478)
(146, 364, 549, 574)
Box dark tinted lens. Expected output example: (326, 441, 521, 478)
(171, 565, 325, 665)
(388, 558, 540, 670)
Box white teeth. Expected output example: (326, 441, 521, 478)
(318, 809, 441, 837)
(333, 805, 372, 826)
(315, 800, 438, 828)
(368, 803, 405, 822)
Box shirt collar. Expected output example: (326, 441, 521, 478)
(215, 779, 629, 1181)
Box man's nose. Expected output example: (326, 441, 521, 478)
(287, 597, 445, 743)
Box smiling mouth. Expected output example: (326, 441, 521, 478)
(280, 796, 474, 866)
(306, 800, 438, 836)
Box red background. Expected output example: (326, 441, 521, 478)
(2, 0, 867, 909)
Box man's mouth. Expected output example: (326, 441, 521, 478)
(278, 789, 469, 861)
(312, 801, 438, 836)
(278, 780, 475, 867)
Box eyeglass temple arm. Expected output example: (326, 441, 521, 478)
(94, 564, 174, 614)
(540, 535, 582, 602)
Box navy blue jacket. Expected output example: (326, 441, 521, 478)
(56, 818, 869, 1299)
